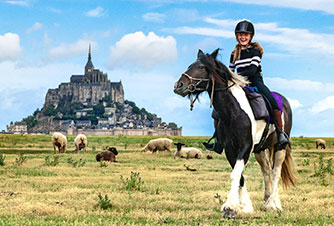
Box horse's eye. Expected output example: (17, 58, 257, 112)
(199, 66, 205, 70)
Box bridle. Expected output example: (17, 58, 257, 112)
(181, 72, 235, 110)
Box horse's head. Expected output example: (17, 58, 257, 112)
(174, 49, 233, 109)
(174, 48, 229, 97)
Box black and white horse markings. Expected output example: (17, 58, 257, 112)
(174, 49, 296, 218)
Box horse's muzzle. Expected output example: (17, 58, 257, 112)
(174, 81, 188, 97)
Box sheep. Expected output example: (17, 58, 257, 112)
(96, 147, 118, 162)
(52, 132, 67, 154)
(141, 138, 173, 153)
(174, 142, 203, 159)
(316, 139, 326, 149)
(74, 134, 87, 153)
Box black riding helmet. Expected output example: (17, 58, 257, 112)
(235, 20, 255, 36)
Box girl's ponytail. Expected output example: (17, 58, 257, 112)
(232, 43, 242, 63)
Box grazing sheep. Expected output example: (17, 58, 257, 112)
(74, 134, 87, 153)
(316, 139, 326, 149)
(174, 142, 203, 159)
(96, 147, 118, 162)
(141, 138, 173, 153)
(52, 132, 67, 154)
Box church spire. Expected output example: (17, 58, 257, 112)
(88, 43, 91, 61)
(85, 44, 94, 73)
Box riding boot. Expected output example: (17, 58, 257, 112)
(273, 109, 290, 149)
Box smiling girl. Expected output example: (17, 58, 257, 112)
(230, 20, 289, 149)
(204, 20, 289, 152)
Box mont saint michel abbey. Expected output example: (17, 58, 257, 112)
(6, 46, 182, 136)
(45, 45, 124, 108)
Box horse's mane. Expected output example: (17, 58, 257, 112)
(229, 70, 249, 87)
(200, 53, 249, 87)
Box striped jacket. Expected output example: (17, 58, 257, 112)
(229, 45, 262, 80)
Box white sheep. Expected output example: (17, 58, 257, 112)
(316, 139, 326, 149)
(174, 142, 203, 159)
(141, 138, 173, 153)
(52, 132, 67, 154)
(74, 134, 87, 153)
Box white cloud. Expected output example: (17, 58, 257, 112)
(108, 31, 177, 69)
(0, 90, 15, 110)
(167, 18, 334, 58)
(310, 96, 334, 113)
(48, 40, 97, 59)
(48, 7, 62, 14)
(44, 32, 52, 46)
(0, 33, 21, 62)
(4, 0, 28, 6)
(265, 77, 334, 92)
(85, 6, 105, 17)
(222, 0, 334, 14)
(142, 12, 165, 23)
(27, 22, 43, 34)
(287, 98, 302, 110)
(0, 61, 82, 92)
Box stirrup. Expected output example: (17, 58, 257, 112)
(202, 137, 223, 154)
(203, 132, 216, 150)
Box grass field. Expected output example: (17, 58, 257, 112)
(0, 134, 333, 225)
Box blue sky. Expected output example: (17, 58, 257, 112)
(0, 0, 334, 137)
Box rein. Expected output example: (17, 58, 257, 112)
(182, 72, 235, 110)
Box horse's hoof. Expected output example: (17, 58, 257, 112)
(223, 208, 236, 219)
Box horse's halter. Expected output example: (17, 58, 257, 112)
(181, 72, 235, 110)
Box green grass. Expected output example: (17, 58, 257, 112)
(0, 134, 333, 225)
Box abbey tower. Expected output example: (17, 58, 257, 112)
(44, 45, 124, 108)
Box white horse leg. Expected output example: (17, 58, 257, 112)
(238, 183, 254, 213)
(265, 150, 286, 211)
(222, 159, 245, 215)
(254, 151, 272, 201)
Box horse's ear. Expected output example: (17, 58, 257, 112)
(211, 48, 220, 59)
(197, 49, 204, 58)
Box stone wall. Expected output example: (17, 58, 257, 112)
(67, 128, 182, 136)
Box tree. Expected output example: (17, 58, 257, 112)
(43, 106, 56, 116)
(93, 103, 105, 116)
(23, 116, 37, 130)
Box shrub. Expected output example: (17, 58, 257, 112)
(120, 171, 143, 191)
(67, 157, 86, 167)
(15, 153, 27, 165)
(96, 193, 112, 210)
(99, 159, 108, 168)
(0, 154, 5, 166)
(313, 154, 334, 186)
(44, 155, 60, 166)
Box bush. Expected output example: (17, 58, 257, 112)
(120, 171, 143, 191)
(15, 153, 27, 165)
(44, 155, 60, 166)
(67, 157, 86, 167)
(0, 154, 5, 166)
(96, 193, 112, 210)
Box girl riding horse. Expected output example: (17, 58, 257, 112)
(204, 20, 289, 153)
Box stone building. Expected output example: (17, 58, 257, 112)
(6, 122, 28, 134)
(44, 45, 124, 108)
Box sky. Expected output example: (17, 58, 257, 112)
(0, 0, 334, 137)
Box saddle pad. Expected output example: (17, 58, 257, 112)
(245, 86, 283, 113)
(272, 92, 283, 113)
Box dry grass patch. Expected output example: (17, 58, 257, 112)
(0, 135, 333, 225)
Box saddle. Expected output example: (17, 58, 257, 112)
(243, 86, 270, 121)
(243, 86, 284, 121)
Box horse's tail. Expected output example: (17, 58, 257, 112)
(280, 142, 297, 188)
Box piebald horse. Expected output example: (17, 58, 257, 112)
(174, 49, 296, 218)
